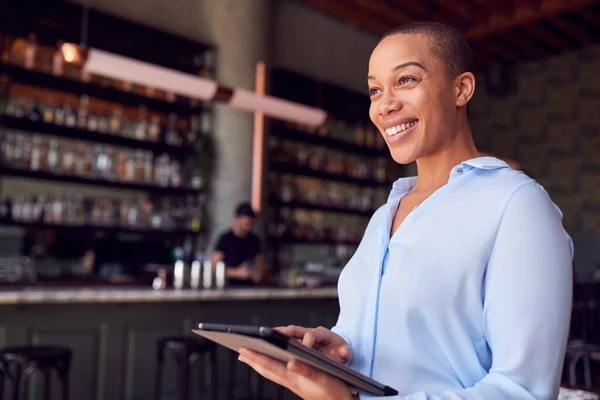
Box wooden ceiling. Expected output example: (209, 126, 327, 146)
(297, 0, 600, 68)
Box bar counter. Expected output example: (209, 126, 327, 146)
(0, 286, 340, 400)
(0, 286, 339, 304)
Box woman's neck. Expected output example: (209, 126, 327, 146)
(413, 129, 480, 193)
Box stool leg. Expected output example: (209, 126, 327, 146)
(11, 365, 21, 400)
(154, 350, 163, 400)
(228, 353, 236, 400)
(180, 354, 190, 400)
(0, 366, 4, 400)
(569, 355, 580, 386)
(60, 367, 69, 400)
(210, 351, 217, 400)
(584, 353, 592, 389)
(43, 370, 52, 400)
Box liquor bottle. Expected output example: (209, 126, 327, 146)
(44, 194, 54, 224)
(11, 195, 22, 221)
(52, 194, 63, 224)
(61, 142, 75, 174)
(32, 195, 44, 223)
(97, 109, 110, 133)
(54, 102, 65, 126)
(24, 33, 38, 70)
(42, 98, 55, 124)
(143, 152, 153, 183)
(78, 95, 89, 129)
(135, 105, 148, 141)
(355, 122, 365, 146)
(165, 113, 179, 146)
(110, 108, 123, 134)
(52, 40, 64, 76)
(65, 103, 77, 127)
(148, 115, 161, 142)
(28, 100, 41, 121)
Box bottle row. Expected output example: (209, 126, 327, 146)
(1, 130, 203, 189)
(271, 174, 388, 213)
(276, 118, 386, 150)
(2, 33, 209, 103)
(3, 89, 197, 147)
(0, 193, 203, 232)
(267, 207, 368, 244)
(269, 136, 391, 183)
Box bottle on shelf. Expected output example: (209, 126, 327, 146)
(24, 32, 38, 70)
(135, 105, 148, 141)
(52, 40, 64, 77)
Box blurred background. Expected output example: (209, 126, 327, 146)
(0, 0, 599, 399)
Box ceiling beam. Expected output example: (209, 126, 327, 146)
(465, 0, 598, 40)
(432, 0, 490, 26)
(474, 39, 521, 62)
(385, 0, 470, 31)
(502, 31, 549, 58)
(550, 17, 595, 46)
(299, 0, 395, 35)
(527, 23, 572, 52)
(349, 0, 413, 26)
(580, 9, 600, 26)
(466, 0, 514, 15)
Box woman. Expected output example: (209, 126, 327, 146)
(239, 22, 573, 400)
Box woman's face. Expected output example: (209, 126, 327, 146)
(368, 33, 463, 165)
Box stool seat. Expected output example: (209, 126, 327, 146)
(0, 346, 71, 364)
(157, 337, 215, 353)
(154, 336, 217, 400)
(0, 345, 72, 400)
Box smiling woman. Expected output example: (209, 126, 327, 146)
(239, 22, 573, 400)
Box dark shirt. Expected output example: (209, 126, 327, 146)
(214, 230, 261, 286)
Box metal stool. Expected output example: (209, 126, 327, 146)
(0, 345, 72, 400)
(566, 340, 600, 389)
(154, 337, 218, 400)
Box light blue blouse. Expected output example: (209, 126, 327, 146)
(332, 157, 573, 399)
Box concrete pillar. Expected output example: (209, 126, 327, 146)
(197, 0, 273, 245)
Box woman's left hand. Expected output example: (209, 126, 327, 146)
(238, 348, 354, 400)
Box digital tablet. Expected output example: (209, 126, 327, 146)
(193, 323, 398, 397)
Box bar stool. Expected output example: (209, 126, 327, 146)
(154, 336, 218, 400)
(565, 340, 600, 389)
(0, 345, 72, 400)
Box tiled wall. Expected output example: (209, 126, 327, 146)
(469, 44, 600, 281)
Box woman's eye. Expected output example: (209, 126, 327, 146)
(368, 87, 381, 96)
(398, 76, 417, 85)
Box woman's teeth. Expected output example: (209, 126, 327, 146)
(385, 120, 418, 136)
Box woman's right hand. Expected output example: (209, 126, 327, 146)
(275, 325, 352, 364)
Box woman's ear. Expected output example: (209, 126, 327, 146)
(455, 72, 476, 107)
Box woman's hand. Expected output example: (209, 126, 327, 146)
(238, 348, 354, 400)
(275, 325, 352, 364)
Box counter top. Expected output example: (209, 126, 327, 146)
(0, 286, 339, 304)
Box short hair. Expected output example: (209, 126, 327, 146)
(379, 22, 473, 76)
(235, 202, 257, 218)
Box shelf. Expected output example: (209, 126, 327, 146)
(269, 200, 374, 217)
(270, 162, 392, 187)
(271, 125, 387, 157)
(269, 235, 360, 246)
(0, 218, 198, 237)
(0, 63, 204, 116)
(1, 116, 190, 156)
(0, 166, 201, 195)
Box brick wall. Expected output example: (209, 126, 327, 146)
(469, 44, 600, 280)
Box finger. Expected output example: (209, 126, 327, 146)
(278, 325, 310, 339)
(302, 331, 317, 348)
(336, 346, 352, 363)
(287, 358, 322, 382)
(238, 349, 290, 388)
